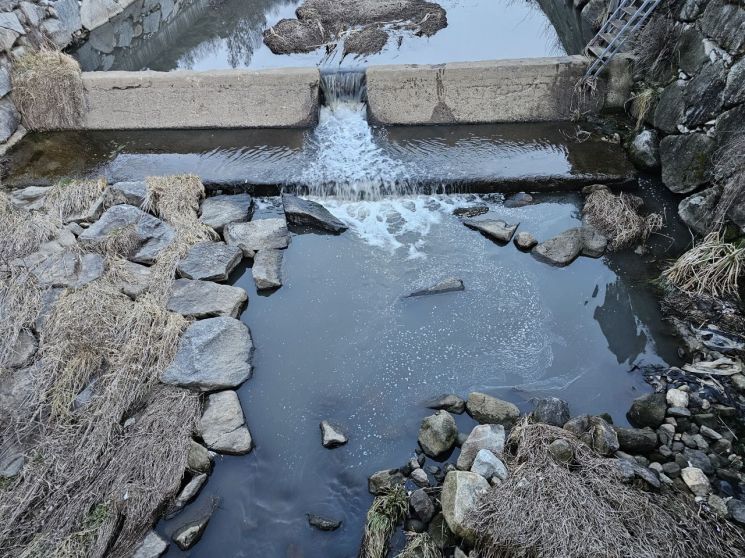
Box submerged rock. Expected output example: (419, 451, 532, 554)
(418, 410, 458, 457)
(320, 420, 348, 448)
(167, 473, 207, 518)
(160, 317, 253, 391)
(132, 531, 169, 558)
(466, 392, 519, 426)
(441, 471, 489, 543)
(252, 249, 283, 290)
(224, 218, 290, 257)
(167, 279, 247, 319)
(177, 241, 243, 282)
(307, 513, 342, 531)
(504, 192, 533, 208)
(457, 424, 505, 470)
(199, 390, 252, 455)
(627, 129, 660, 171)
(282, 194, 348, 233)
(453, 205, 488, 218)
(464, 218, 518, 243)
(172, 513, 211, 551)
(408, 278, 464, 297)
(425, 394, 466, 414)
(199, 193, 254, 233)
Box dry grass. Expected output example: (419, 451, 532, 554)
(628, 87, 657, 131)
(471, 420, 745, 558)
(0, 191, 62, 262)
(43, 178, 107, 223)
(583, 186, 663, 250)
(396, 532, 442, 558)
(360, 485, 408, 558)
(11, 49, 84, 131)
(631, 15, 681, 84)
(712, 133, 745, 232)
(661, 231, 745, 299)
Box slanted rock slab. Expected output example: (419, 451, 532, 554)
(177, 241, 243, 282)
(464, 218, 518, 243)
(109, 181, 147, 207)
(167, 279, 247, 319)
(199, 390, 252, 455)
(466, 392, 519, 426)
(282, 194, 348, 233)
(441, 471, 489, 544)
(252, 249, 283, 290)
(132, 531, 169, 558)
(425, 394, 466, 414)
(167, 473, 207, 518)
(172, 514, 211, 551)
(224, 218, 290, 257)
(532, 228, 583, 266)
(457, 424, 506, 470)
(200, 193, 254, 233)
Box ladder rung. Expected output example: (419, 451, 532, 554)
(609, 19, 625, 30)
(622, 6, 637, 15)
(588, 46, 606, 58)
(600, 33, 616, 43)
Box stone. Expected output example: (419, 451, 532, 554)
(471, 449, 508, 481)
(699, 425, 721, 441)
(224, 218, 290, 257)
(724, 57, 745, 108)
(700, 0, 745, 55)
(715, 105, 745, 150)
(42, 0, 82, 47)
(441, 471, 489, 543)
(368, 469, 404, 495)
(320, 420, 347, 448)
(252, 249, 283, 290)
(80, 0, 123, 30)
(428, 512, 457, 549)
(466, 392, 519, 426)
(111, 260, 151, 299)
(408, 277, 464, 297)
(614, 427, 658, 454)
(199, 390, 252, 455)
(683, 61, 727, 127)
(453, 205, 488, 218)
(307, 514, 342, 531)
(282, 194, 347, 233)
(79, 205, 175, 265)
(678, 186, 721, 235)
(728, 499, 745, 527)
(143, 10, 161, 34)
(531, 397, 570, 427)
(187, 440, 212, 474)
(675, 26, 707, 76)
(660, 133, 715, 194)
(662, 462, 681, 478)
(418, 410, 458, 457)
(8, 330, 37, 369)
(410, 488, 435, 523)
(627, 393, 667, 428)
(653, 80, 685, 134)
(676, 0, 708, 20)
(9, 186, 49, 211)
(564, 415, 619, 456)
(410, 467, 429, 487)
(0, 65, 10, 99)
(667, 406, 691, 418)
(513, 231, 537, 250)
(627, 129, 660, 171)
(172, 514, 210, 551)
(0, 97, 19, 143)
(532, 228, 583, 266)
(504, 192, 533, 208)
(177, 242, 242, 282)
(132, 531, 169, 558)
(167, 473, 207, 518)
(161, 317, 253, 391)
(681, 466, 710, 496)
(425, 394, 466, 414)
(548, 438, 573, 463)
(166, 279, 247, 319)
(457, 424, 506, 470)
(463, 218, 518, 243)
(581, 0, 608, 28)
(199, 194, 254, 233)
(17, 250, 104, 289)
(109, 181, 147, 207)
(683, 448, 714, 474)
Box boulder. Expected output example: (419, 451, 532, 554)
(282, 194, 347, 233)
(368, 468, 404, 495)
(683, 61, 727, 127)
(418, 410, 458, 457)
(320, 420, 348, 448)
(177, 241, 242, 282)
(660, 133, 714, 194)
(199, 194, 254, 233)
(700, 0, 745, 55)
(172, 514, 211, 551)
(531, 397, 570, 427)
(675, 26, 707, 76)
(681, 466, 710, 496)
(167, 473, 207, 518)
(252, 249, 283, 290)
(463, 218, 518, 243)
(9, 186, 49, 210)
(727, 499, 745, 527)
(466, 392, 519, 426)
(408, 278, 464, 297)
(627, 129, 660, 171)
(471, 449, 508, 481)
(653, 80, 685, 134)
(160, 317, 253, 391)
(224, 218, 290, 257)
(678, 186, 721, 235)
(724, 57, 745, 108)
(441, 471, 489, 543)
(425, 394, 466, 414)
(548, 438, 573, 463)
(682, 448, 714, 474)
(614, 426, 658, 454)
(187, 440, 212, 474)
(166, 279, 247, 319)
(513, 231, 537, 250)
(666, 388, 689, 408)
(109, 181, 147, 207)
(18, 250, 104, 289)
(42, 0, 82, 48)
(80, 0, 122, 29)
(563, 415, 619, 455)
(627, 393, 667, 428)
(79, 205, 175, 264)
(307, 514, 342, 531)
(199, 391, 252, 455)
(457, 424, 506, 470)
(410, 488, 435, 523)
(132, 531, 169, 558)
(112, 260, 152, 299)
(411, 467, 429, 487)
(532, 228, 583, 266)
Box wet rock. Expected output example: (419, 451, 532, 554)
(428, 512, 457, 548)
(513, 231, 537, 251)
(172, 514, 211, 551)
(177, 242, 242, 282)
(531, 397, 570, 427)
(132, 531, 169, 558)
(678, 186, 721, 235)
(532, 228, 583, 266)
(200, 194, 254, 233)
(724, 57, 745, 108)
(627, 129, 660, 171)
(320, 420, 348, 448)
(161, 317, 253, 391)
(504, 192, 533, 208)
(199, 391, 252, 455)
(700, 0, 745, 55)
(548, 439, 573, 463)
(471, 449, 508, 481)
(464, 218, 518, 243)
(684, 61, 727, 127)
(441, 471, 489, 544)
(453, 205, 488, 218)
(225, 218, 290, 257)
(614, 427, 657, 454)
(410, 467, 429, 487)
(79, 205, 175, 264)
(681, 466, 710, 496)
(187, 440, 212, 474)
(627, 393, 667, 428)
(368, 468, 404, 495)
(466, 392, 519, 426)
(457, 424, 505, 470)
(109, 181, 147, 207)
(564, 415, 619, 456)
(660, 133, 715, 194)
(425, 394, 465, 414)
(282, 194, 347, 233)
(418, 410, 458, 457)
(653, 80, 686, 134)
(307, 514, 342, 531)
(410, 488, 435, 523)
(167, 279, 247, 319)
(408, 277, 464, 297)
(167, 473, 207, 518)
(252, 249, 283, 290)
(727, 499, 745, 527)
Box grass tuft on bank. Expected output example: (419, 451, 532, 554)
(360, 485, 408, 558)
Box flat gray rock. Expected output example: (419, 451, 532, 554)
(132, 531, 169, 558)
(8, 331, 37, 369)
(224, 218, 290, 257)
(532, 228, 583, 266)
(113, 260, 152, 299)
(9, 186, 49, 210)
(200, 194, 254, 233)
(199, 390, 252, 455)
(282, 194, 348, 233)
(441, 471, 489, 543)
(172, 514, 211, 551)
(109, 181, 147, 207)
(464, 218, 518, 243)
(580, 226, 607, 258)
(160, 317, 253, 391)
(177, 242, 242, 282)
(167, 279, 247, 319)
(79, 204, 175, 264)
(457, 424, 506, 470)
(17, 250, 104, 289)
(408, 277, 464, 297)
(252, 249, 283, 290)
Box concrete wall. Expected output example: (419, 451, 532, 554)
(79, 68, 320, 129)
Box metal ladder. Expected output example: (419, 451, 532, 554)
(583, 0, 662, 80)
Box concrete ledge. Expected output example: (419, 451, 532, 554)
(366, 56, 610, 125)
(78, 67, 320, 130)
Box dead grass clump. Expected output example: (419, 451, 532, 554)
(396, 532, 442, 558)
(471, 420, 745, 558)
(0, 192, 61, 261)
(360, 485, 408, 558)
(628, 87, 657, 131)
(712, 133, 745, 231)
(0, 269, 43, 370)
(661, 231, 745, 299)
(583, 186, 663, 250)
(631, 15, 681, 84)
(43, 178, 106, 223)
(144, 175, 215, 245)
(11, 49, 84, 131)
